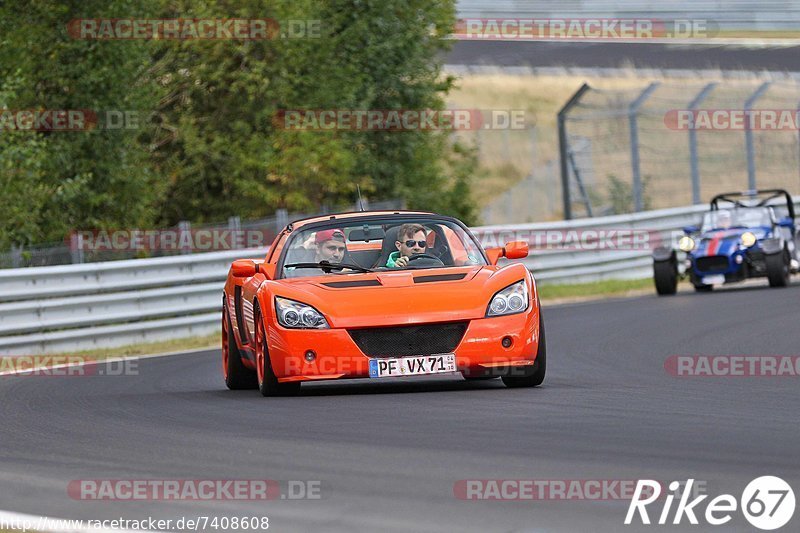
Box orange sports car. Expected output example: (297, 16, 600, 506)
(222, 210, 545, 396)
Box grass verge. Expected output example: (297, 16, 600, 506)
(538, 277, 654, 302)
(53, 332, 220, 361)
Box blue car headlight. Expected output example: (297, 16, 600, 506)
(741, 232, 757, 248)
(678, 236, 695, 252)
(486, 280, 529, 317)
(275, 297, 329, 329)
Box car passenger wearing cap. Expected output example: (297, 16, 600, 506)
(314, 229, 346, 263)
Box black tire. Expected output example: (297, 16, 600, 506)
(693, 283, 713, 292)
(653, 260, 678, 296)
(223, 307, 257, 390)
(502, 314, 546, 388)
(255, 311, 300, 397)
(766, 250, 790, 287)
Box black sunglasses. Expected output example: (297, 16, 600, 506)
(403, 240, 427, 248)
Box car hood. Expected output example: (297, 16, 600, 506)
(264, 264, 532, 328)
(693, 227, 770, 257)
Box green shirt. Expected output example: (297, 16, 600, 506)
(386, 251, 402, 268)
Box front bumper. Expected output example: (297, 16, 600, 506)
(265, 309, 541, 383)
(691, 249, 767, 284)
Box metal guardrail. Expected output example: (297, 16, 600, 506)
(0, 250, 261, 354)
(1, 202, 796, 354)
(456, 0, 800, 30)
(479, 203, 711, 282)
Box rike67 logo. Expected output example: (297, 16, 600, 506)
(626, 477, 795, 530)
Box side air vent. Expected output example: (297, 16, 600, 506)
(322, 280, 382, 288)
(413, 273, 467, 283)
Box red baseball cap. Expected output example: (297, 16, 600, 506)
(315, 228, 345, 244)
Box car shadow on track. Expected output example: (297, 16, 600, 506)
(207, 376, 553, 398)
(673, 279, 800, 297)
(299, 376, 507, 396)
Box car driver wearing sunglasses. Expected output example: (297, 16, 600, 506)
(386, 223, 428, 269)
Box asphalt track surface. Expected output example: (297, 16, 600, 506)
(447, 41, 800, 71)
(2, 281, 800, 532)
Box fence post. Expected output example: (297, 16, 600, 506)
(688, 83, 717, 204)
(558, 83, 591, 220)
(275, 209, 289, 234)
(69, 233, 85, 264)
(629, 82, 660, 212)
(178, 221, 191, 255)
(11, 244, 22, 268)
(744, 82, 771, 191)
(228, 216, 242, 250)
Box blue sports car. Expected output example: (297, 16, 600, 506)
(653, 189, 798, 295)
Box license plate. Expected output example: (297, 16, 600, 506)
(702, 274, 726, 285)
(369, 353, 456, 378)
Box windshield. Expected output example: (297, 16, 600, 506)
(280, 217, 487, 279)
(701, 207, 773, 232)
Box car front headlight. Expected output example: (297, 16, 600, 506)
(486, 280, 529, 317)
(741, 231, 757, 248)
(678, 236, 695, 252)
(275, 297, 329, 329)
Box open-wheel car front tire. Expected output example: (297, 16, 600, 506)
(653, 260, 678, 296)
(255, 308, 301, 397)
(766, 249, 791, 287)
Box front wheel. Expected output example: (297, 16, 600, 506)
(766, 250, 790, 287)
(502, 314, 546, 388)
(653, 260, 678, 296)
(255, 312, 300, 397)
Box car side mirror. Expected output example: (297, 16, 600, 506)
(485, 247, 503, 266)
(231, 259, 257, 277)
(778, 216, 794, 228)
(683, 225, 699, 235)
(504, 241, 529, 260)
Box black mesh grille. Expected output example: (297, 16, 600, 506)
(696, 255, 729, 272)
(348, 322, 468, 357)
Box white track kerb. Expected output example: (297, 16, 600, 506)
(1, 203, 797, 355)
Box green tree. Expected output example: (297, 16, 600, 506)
(0, 0, 162, 244)
(149, 0, 477, 225)
(1, 0, 478, 250)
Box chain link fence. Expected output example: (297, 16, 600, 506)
(559, 81, 800, 219)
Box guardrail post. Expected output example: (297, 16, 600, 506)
(558, 83, 591, 220)
(687, 83, 717, 205)
(744, 82, 771, 191)
(629, 82, 660, 212)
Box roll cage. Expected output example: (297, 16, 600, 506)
(710, 189, 795, 221)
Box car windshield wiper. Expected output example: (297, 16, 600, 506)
(284, 261, 373, 273)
